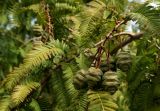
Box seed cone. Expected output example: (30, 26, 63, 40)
(102, 71, 120, 94)
(86, 67, 103, 89)
(116, 51, 132, 72)
(73, 69, 88, 90)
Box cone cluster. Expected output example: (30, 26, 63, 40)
(73, 51, 132, 94)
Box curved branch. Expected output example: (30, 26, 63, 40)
(113, 32, 137, 38)
(110, 32, 144, 55)
(102, 20, 126, 46)
(95, 32, 140, 47)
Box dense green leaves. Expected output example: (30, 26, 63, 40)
(77, 0, 106, 47)
(0, 97, 11, 111)
(128, 3, 160, 35)
(5, 40, 68, 90)
(0, 0, 160, 111)
(11, 82, 40, 106)
(87, 90, 118, 111)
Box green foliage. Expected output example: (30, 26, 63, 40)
(77, 0, 106, 47)
(4, 40, 68, 90)
(105, 0, 128, 13)
(87, 90, 118, 111)
(0, 0, 160, 111)
(55, 3, 78, 14)
(11, 82, 40, 106)
(0, 97, 11, 111)
(50, 67, 74, 109)
(128, 3, 160, 35)
(68, 91, 88, 111)
(76, 53, 90, 69)
(131, 82, 153, 111)
(28, 99, 41, 111)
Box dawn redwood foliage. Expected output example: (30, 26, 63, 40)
(0, 0, 159, 111)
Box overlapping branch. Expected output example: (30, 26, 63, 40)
(95, 32, 144, 47)
(110, 32, 144, 55)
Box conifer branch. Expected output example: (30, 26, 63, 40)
(110, 32, 144, 55)
(95, 32, 140, 47)
(102, 20, 126, 46)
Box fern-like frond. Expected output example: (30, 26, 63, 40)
(105, 0, 128, 13)
(131, 82, 153, 111)
(28, 98, 41, 111)
(62, 65, 77, 97)
(62, 64, 88, 111)
(76, 53, 90, 69)
(77, 0, 106, 47)
(8, 3, 26, 27)
(69, 91, 88, 111)
(32, 24, 43, 37)
(55, 3, 78, 14)
(50, 68, 72, 109)
(11, 82, 40, 106)
(114, 90, 130, 111)
(36, 95, 52, 111)
(25, 3, 45, 24)
(128, 3, 160, 35)
(127, 55, 155, 92)
(4, 40, 68, 90)
(87, 90, 118, 111)
(25, 4, 41, 14)
(114, 71, 130, 111)
(77, 92, 88, 111)
(8, 3, 45, 28)
(0, 97, 11, 111)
